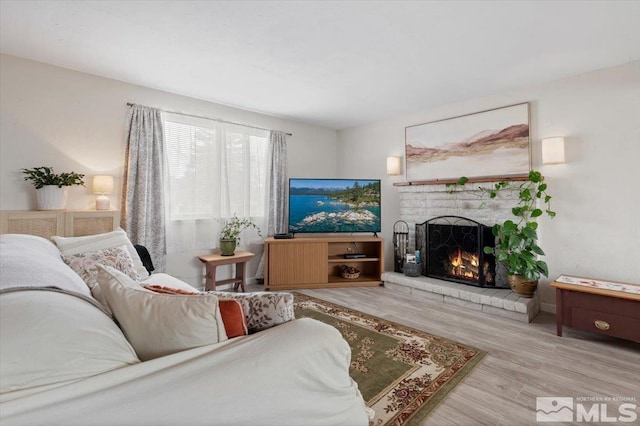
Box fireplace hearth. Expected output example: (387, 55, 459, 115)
(416, 216, 508, 288)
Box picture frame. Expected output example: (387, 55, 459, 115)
(405, 102, 531, 183)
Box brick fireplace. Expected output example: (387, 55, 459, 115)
(397, 182, 516, 249)
(382, 181, 540, 322)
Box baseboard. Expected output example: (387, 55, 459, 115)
(540, 302, 556, 313)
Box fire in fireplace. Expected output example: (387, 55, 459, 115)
(447, 247, 493, 283)
(416, 216, 508, 288)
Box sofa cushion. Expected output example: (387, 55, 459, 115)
(62, 245, 140, 288)
(91, 265, 151, 317)
(0, 288, 140, 395)
(140, 275, 294, 333)
(52, 229, 149, 279)
(208, 291, 295, 334)
(219, 300, 248, 338)
(96, 266, 228, 361)
(140, 273, 201, 293)
(144, 285, 248, 338)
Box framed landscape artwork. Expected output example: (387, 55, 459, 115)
(405, 102, 531, 182)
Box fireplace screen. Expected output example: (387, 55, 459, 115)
(416, 216, 508, 288)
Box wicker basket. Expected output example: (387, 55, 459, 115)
(339, 264, 361, 279)
(341, 271, 361, 279)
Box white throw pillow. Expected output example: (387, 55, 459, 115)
(96, 266, 228, 361)
(140, 272, 201, 293)
(52, 228, 149, 279)
(92, 266, 150, 317)
(0, 234, 91, 297)
(62, 245, 140, 288)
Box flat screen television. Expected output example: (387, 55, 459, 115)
(288, 178, 381, 234)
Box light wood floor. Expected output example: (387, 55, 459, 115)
(258, 285, 640, 425)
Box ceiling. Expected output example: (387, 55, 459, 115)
(1, 1, 639, 130)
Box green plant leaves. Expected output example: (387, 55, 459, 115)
(220, 215, 262, 242)
(502, 220, 517, 231)
(528, 170, 542, 183)
(521, 226, 537, 239)
(447, 170, 556, 281)
(519, 188, 532, 202)
(21, 167, 85, 189)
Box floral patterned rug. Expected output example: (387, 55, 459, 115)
(294, 293, 486, 426)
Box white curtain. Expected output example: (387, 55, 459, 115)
(267, 131, 288, 236)
(163, 113, 268, 254)
(122, 105, 167, 271)
(255, 131, 288, 280)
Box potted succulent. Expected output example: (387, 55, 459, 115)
(449, 170, 556, 297)
(21, 167, 85, 210)
(219, 215, 262, 256)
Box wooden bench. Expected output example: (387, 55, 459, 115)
(551, 275, 640, 343)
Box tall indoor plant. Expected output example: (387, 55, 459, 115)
(219, 215, 262, 256)
(21, 167, 85, 210)
(449, 170, 556, 297)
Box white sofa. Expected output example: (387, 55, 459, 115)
(0, 234, 369, 426)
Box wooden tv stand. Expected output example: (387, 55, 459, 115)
(263, 236, 384, 290)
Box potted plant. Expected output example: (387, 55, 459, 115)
(449, 170, 556, 297)
(219, 215, 262, 256)
(21, 167, 85, 210)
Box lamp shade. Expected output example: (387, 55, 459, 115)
(93, 175, 114, 194)
(387, 156, 402, 175)
(541, 137, 565, 165)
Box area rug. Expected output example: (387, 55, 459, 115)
(294, 293, 486, 426)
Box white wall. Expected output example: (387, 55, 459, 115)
(337, 61, 640, 312)
(0, 54, 338, 286)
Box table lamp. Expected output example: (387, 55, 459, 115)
(93, 175, 114, 210)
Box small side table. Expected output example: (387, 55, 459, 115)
(198, 251, 255, 292)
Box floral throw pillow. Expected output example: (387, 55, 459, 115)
(205, 291, 295, 334)
(63, 245, 140, 289)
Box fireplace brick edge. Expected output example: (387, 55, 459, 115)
(382, 272, 540, 323)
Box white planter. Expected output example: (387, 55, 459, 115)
(36, 186, 69, 210)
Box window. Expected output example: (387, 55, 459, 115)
(163, 113, 269, 252)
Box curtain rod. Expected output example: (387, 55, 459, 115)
(126, 102, 292, 136)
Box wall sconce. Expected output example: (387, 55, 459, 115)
(93, 175, 114, 210)
(541, 137, 566, 165)
(387, 156, 402, 176)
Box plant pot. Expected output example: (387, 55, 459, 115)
(36, 186, 69, 210)
(219, 239, 237, 256)
(507, 274, 538, 298)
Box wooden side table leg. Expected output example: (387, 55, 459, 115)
(235, 261, 247, 292)
(205, 263, 217, 291)
(556, 288, 563, 337)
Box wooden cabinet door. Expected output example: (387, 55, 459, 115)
(268, 242, 327, 287)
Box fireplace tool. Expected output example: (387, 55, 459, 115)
(392, 220, 409, 272)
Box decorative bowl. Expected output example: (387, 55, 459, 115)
(339, 265, 360, 279)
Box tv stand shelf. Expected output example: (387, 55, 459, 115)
(264, 236, 384, 290)
(328, 256, 379, 263)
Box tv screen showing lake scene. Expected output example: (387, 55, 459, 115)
(288, 179, 381, 233)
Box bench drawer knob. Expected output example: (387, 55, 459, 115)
(594, 320, 610, 331)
